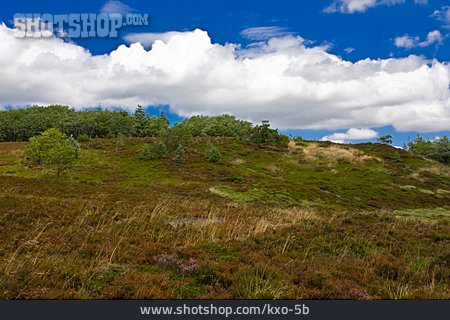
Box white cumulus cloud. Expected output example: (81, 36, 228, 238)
(322, 128, 378, 143)
(0, 24, 449, 132)
(394, 30, 444, 49)
(123, 31, 186, 48)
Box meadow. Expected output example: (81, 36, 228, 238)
(0, 137, 449, 299)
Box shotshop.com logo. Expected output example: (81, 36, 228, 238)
(13, 13, 149, 38)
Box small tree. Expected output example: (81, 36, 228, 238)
(140, 141, 167, 160)
(429, 136, 450, 164)
(151, 141, 167, 159)
(140, 143, 152, 160)
(25, 128, 80, 176)
(206, 144, 222, 163)
(76, 133, 90, 142)
(116, 133, 125, 148)
(249, 120, 286, 144)
(175, 144, 185, 164)
(161, 125, 192, 151)
(391, 151, 402, 163)
(378, 135, 393, 145)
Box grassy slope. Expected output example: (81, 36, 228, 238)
(0, 138, 448, 299)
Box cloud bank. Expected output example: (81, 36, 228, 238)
(0, 24, 449, 132)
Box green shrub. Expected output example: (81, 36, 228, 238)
(116, 133, 125, 148)
(392, 152, 402, 163)
(161, 125, 192, 151)
(178, 114, 253, 138)
(153, 141, 167, 159)
(175, 144, 185, 164)
(140, 141, 167, 160)
(230, 265, 289, 299)
(249, 120, 287, 144)
(378, 135, 393, 145)
(76, 133, 90, 142)
(25, 128, 80, 176)
(140, 144, 152, 160)
(406, 135, 450, 164)
(206, 145, 222, 163)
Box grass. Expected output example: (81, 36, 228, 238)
(0, 138, 449, 299)
(393, 207, 450, 221)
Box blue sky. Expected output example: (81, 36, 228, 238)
(0, 0, 449, 145)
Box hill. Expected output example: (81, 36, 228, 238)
(0, 137, 449, 299)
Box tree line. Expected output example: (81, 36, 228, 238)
(0, 105, 169, 142)
(0, 105, 286, 143)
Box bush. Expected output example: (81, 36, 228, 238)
(249, 120, 287, 144)
(406, 135, 450, 164)
(25, 128, 80, 176)
(179, 114, 253, 138)
(391, 151, 402, 163)
(106, 132, 116, 139)
(76, 133, 90, 142)
(378, 135, 393, 145)
(152, 141, 168, 159)
(230, 265, 289, 299)
(116, 133, 125, 148)
(161, 125, 192, 151)
(175, 144, 185, 164)
(140, 141, 167, 160)
(206, 145, 222, 163)
(140, 144, 152, 160)
(429, 136, 450, 164)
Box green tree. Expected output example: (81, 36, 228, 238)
(179, 114, 252, 138)
(249, 120, 286, 144)
(132, 105, 147, 137)
(161, 124, 193, 151)
(406, 135, 433, 157)
(140, 143, 152, 160)
(157, 111, 170, 130)
(140, 141, 167, 160)
(116, 133, 126, 148)
(206, 144, 222, 163)
(406, 135, 450, 164)
(378, 135, 393, 145)
(25, 128, 80, 176)
(151, 141, 167, 159)
(429, 136, 450, 164)
(175, 144, 185, 164)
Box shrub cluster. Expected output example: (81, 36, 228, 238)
(25, 128, 80, 176)
(406, 135, 450, 164)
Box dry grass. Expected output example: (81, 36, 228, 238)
(231, 158, 246, 165)
(302, 143, 373, 164)
(289, 141, 375, 164)
(420, 165, 450, 178)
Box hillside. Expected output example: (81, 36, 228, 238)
(0, 137, 449, 299)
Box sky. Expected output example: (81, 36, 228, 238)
(0, 0, 449, 145)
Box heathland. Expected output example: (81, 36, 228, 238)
(0, 106, 449, 299)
